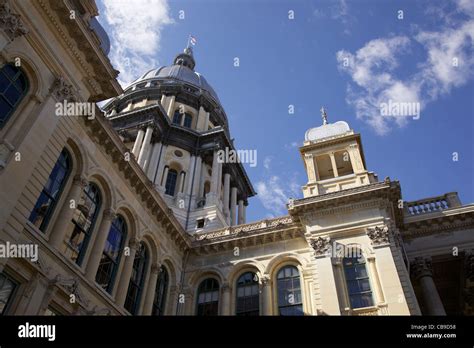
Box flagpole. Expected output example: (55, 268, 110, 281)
(186, 35, 191, 49)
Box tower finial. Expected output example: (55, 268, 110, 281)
(320, 106, 328, 125)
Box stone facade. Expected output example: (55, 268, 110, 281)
(0, 0, 473, 316)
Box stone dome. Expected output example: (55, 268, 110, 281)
(305, 121, 351, 142)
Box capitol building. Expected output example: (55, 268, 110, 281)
(0, 0, 473, 316)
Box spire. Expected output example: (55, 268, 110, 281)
(320, 106, 328, 125)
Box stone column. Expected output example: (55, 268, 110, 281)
(85, 209, 116, 281)
(132, 128, 145, 158)
(49, 175, 87, 249)
(221, 282, 231, 315)
(329, 152, 339, 177)
(238, 200, 244, 225)
(166, 95, 176, 117)
(261, 275, 273, 315)
(179, 171, 186, 193)
(223, 173, 231, 217)
(242, 203, 247, 224)
(186, 155, 196, 196)
(191, 156, 201, 196)
(146, 142, 162, 181)
(115, 238, 139, 306)
(411, 257, 446, 315)
(154, 144, 167, 186)
(230, 187, 237, 226)
(143, 263, 161, 315)
(161, 166, 169, 187)
(208, 150, 220, 204)
(138, 126, 153, 167)
(332, 258, 351, 313)
(304, 154, 316, 182)
(203, 112, 210, 130)
(198, 160, 206, 199)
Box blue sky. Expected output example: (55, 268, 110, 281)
(97, 0, 474, 222)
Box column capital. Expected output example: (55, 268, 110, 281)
(259, 274, 271, 286)
(310, 236, 331, 257)
(128, 237, 140, 250)
(102, 209, 116, 221)
(221, 282, 231, 292)
(0, 0, 29, 40)
(151, 262, 162, 275)
(367, 225, 390, 247)
(50, 76, 77, 102)
(411, 257, 433, 280)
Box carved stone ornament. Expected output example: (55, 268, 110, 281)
(410, 257, 433, 280)
(310, 236, 331, 257)
(0, 0, 28, 40)
(50, 76, 77, 102)
(367, 225, 390, 246)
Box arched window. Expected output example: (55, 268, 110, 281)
(95, 215, 127, 293)
(236, 272, 259, 316)
(29, 149, 71, 232)
(152, 266, 169, 316)
(0, 272, 18, 315)
(196, 278, 219, 316)
(277, 265, 303, 316)
(125, 242, 148, 314)
(172, 110, 182, 125)
(183, 113, 192, 128)
(64, 183, 101, 265)
(165, 169, 178, 196)
(343, 255, 374, 309)
(0, 63, 29, 128)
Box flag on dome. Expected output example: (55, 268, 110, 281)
(189, 35, 197, 46)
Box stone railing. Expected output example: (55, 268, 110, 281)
(405, 192, 461, 216)
(194, 216, 295, 242)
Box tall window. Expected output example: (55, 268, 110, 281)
(196, 278, 219, 316)
(125, 242, 148, 315)
(0, 63, 28, 128)
(277, 265, 303, 316)
(183, 113, 192, 128)
(95, 215, 127, 293)
(165, 169, 178, 196)
(0, 273, 17, 315)
(64, 183, 101, 265)
(152, 267, 169, 316)
(343, 255, 374, 309)
(172, 110, 182, 125)
(236, 272, 259, 316)
(29, 149, 71, 232)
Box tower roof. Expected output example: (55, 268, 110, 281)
(304, 107, 352, 142)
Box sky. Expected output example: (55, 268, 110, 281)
(96, 0, 474, 223)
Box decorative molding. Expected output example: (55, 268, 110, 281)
(310, 236, 331, 257)
(367, 225, 390, 247)
(102, 209, 116, 221)
(0, 0, 28, 40)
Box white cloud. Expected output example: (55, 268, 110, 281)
(99, 0, 173, 86)
(337, 1, 474, 135)
(256, 175, 300, 216)
(263, 156, 272, 170)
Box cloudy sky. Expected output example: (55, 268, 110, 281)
(97, 0, 474, 222)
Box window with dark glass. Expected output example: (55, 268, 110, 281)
(164, 169, 178, 196)
(236, 272, 259, 316)
(172, 110, 182, 125)
(277, 265, 303, 316)
(64, 183, 101, 265)
(343, 255, 374, 309)
(196, 278, 219, 316)
(152, 267, 169, 316)
(0, 273, 17, 315)
(0, 63, 28, 128)
(29, 149, 71, 232)
(183, 113, 192, 128)
(95, 215, 127, 293)
(124, 242, 148, 315)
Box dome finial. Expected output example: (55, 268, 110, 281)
(173, 35, 197, 70)
(320, 106, 328, 125)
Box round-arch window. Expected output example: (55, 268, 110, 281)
(277, 265, 303, 316)
(236, 272, 259, 316)
(0, 63, 29, 128)
(196, 278, 219, 316)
